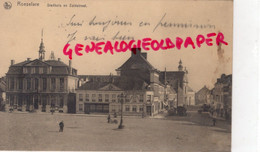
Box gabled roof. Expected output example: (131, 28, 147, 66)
(196, 86, 210, 95)
(116, 54, 157, 71)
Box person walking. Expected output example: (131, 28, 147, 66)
(59, 121, 64, 132)
(107, 114, 111, 123)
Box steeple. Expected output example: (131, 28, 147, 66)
(178, 59, 183, 71)
(39, 29, 45, 61)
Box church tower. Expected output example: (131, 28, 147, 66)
(178, 59, 183, 71)
(39, 30, 45, 61)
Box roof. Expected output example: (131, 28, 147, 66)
(216, 74, 232, 84)
(78, 75, 120, 82)
(196, 86, 210, 95)
(7, 59, 77, 75)
(78, 76, 150, 91)
(116, 52, 157, 71)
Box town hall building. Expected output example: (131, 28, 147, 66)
(5, 37, 78, 113)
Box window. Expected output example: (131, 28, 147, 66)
(35, 78, 39, 90)
(79, 104, 83, 111)
(105, 94, 109, 102)
(111, 105, 116, 112)
(31, 67, 35, 74)
(26, 78, 31, 90)
(51, 96, 55, 107)
(125, 105, 130, 112)
(18, 78, 23, 90)
(43, 78, 47, 91)
(112, 94, 116, 102)
(60, 97, 64, 108)
(51, 78, 56, 90)
(139, 95, 143, 102)
(92, 94, 96, 102)
(39, 67, 43, 74)
(10, 95, 14, 106)
(147, 95, 152, 102)
(132, 105, 137, 112)
(125, 95, 130, 103)
(23, 68, 27, 74)
(98, 94, 102, 102)
(85, 94, 89, 102)
(60, 78, 64, 91)
(10, 77, 14, 90)
(43, 67, 47, 73)
(139, 106, 143, 112)
(18, 95, 23, 106)
(79, 94, 83, 101)
(35, 67, 39, 73)
(27, 67, 31, 74)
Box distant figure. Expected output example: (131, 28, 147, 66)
(212, 118, 216, 126)
(107, 114, 111, 123)
(114, 112, 117, 118)
(59, 121, 64, 132)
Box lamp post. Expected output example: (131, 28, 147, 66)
(117, 93, 125, 129)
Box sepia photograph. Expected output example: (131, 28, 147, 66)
(0, 0, 233, 151)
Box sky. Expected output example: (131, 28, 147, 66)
(0, 0, 233, 92)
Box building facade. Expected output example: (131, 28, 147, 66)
(211, 74, 232, 120)
(195, 85, 211, 105)
(5, 39, 78, 113)
(76, 48, 192, 116)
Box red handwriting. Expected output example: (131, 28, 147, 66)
(63, 32, 228, 59)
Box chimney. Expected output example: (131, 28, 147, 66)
(69, 60, 72, 74)
(131, 48, 141, 57)
(27, 58, 31, 61)
(141, 53, 147, 59)
(58, 58, 61, 61)
(11, 60, 15, 65)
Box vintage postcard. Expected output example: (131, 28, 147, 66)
(0, 0, 233, 151)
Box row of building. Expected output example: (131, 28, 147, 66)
(195, 74, 232, 120)
(2, 35, 196, 116)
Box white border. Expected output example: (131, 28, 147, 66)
(233, 0, 259, 151)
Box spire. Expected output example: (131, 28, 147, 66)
(178, 59, 183, 71)
(39, 29, 45, 61)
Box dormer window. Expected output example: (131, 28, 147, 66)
(31, 67, 35, 74)
(23, 68, 28, 74)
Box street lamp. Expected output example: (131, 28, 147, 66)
(117, 93, 126, 129)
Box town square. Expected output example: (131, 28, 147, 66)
(0, 110, 230, 151)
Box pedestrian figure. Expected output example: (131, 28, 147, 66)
(107, 114, 111, 123)
(212, 118, 216, 126)
(59, 121, 64, 132)
(114, 112, 117, 118)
